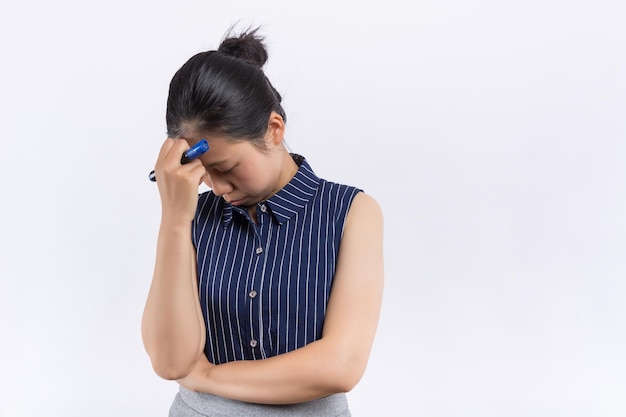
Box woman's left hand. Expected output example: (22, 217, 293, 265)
(176, 354, 214, 392)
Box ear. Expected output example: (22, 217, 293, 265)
(264, 111, 286, 148)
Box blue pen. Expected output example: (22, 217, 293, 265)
(149, 140, 209, 182)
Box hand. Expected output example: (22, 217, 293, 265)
(153, 138, 207, 223)
(176, 353, 214, 392)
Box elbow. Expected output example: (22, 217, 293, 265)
(157, 369, 188, 381)
(150, 357, 195, 380)
(333, 368, 364, 393)
(327, 352, 368, 393)
(152, 364, 186, 381)
(145, 348, 200, 380)
(142, 328, 205, 380)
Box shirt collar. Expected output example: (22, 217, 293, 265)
(221, 154, 320, 226)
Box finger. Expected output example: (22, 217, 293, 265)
(156, 137, 176, 163)
(163, 139, 193, 167)
(151, 138, 175, 180)
(154, 138, 190, 182)
(180, 159, 207, 180)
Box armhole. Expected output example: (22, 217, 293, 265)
(338, 187, 364, 239)
(192, 192, 208, 250)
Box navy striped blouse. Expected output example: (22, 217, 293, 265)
(192, 154, 361, 364)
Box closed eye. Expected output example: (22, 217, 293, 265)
(216, 165, 236, 174)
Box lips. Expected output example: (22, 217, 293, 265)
(227, 198, 244, 206)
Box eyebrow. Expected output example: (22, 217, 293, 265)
(205, 159, 232, 168)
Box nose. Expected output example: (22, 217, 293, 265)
(205, 173, 233, 197)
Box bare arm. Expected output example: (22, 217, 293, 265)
(141, 138, 207, 380)
(178, 192, 384, 404)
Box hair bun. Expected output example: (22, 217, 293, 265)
(218, 27, 268, 68)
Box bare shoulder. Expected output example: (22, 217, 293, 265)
(346, 191, 383, 229)
(340, 191, 383, 253)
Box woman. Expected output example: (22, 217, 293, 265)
(142, 26, 384, 416)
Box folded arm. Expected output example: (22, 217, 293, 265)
(177, 192, 384, 404)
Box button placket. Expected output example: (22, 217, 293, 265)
(248, 205, 267, 356)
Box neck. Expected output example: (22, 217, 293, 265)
(247, 151, 299, 223)
(271, 150, 299, 194)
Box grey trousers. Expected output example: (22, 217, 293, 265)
(169, 386, 352, 417)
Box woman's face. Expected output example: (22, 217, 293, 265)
(182, 134, 285, 207)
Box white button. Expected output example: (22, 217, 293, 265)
(255, 247, 263, 254)
(260, 204, 267, 212)
(249, 290, 257, 298)
(250, 339, 258, 348)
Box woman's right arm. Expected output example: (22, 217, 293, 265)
(141, 138, 207, 380)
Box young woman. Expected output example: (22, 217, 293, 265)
(141, 27, 384, 416)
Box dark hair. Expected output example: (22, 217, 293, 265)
(165, 27, 286, 146)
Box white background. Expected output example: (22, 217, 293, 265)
(1, 1, 625, 416)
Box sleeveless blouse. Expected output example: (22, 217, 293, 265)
(192, 154, 361, 364)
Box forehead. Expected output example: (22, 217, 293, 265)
(180, 134, 255, 166)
